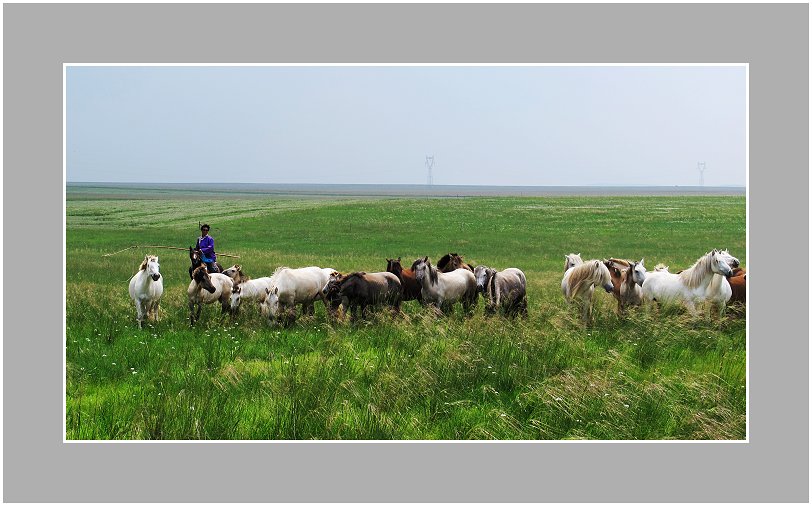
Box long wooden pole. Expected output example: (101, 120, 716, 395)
(103, 245, 240, 258)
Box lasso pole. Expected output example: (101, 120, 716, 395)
(102, 245, 240, 258)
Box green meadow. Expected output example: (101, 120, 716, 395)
(66, 193, 746, 439)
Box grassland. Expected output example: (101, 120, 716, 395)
(66, 194, 746, 439)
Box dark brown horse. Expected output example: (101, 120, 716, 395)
(323, 271, 402, 320)
(386, 257, 422, 303)
(189, 246, 223, 278)
(436, 253, 474, 273)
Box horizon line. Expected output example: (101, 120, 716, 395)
(67, 181, 747, 188)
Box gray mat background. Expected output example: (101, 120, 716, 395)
(4, 3, 808, 503)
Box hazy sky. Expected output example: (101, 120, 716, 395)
(67, 66, 746, 186)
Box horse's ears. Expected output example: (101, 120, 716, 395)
(265, 287, 270, 295)
(423, 256, 428, 262)
(235, 264, 242, 271)
(397, 257, 401, 262)
(640, 258, 645, 266)
(274, 287, 279, 294)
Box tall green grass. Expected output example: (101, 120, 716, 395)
(66, 195, 745, 439)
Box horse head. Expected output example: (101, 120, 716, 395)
(564, 253, 583, 272)
(222, 264, 242, 280)
(629, 259, 647, 287)
(596, 261, 614, 293)
(386, 258, 404, 277)
(473, 265, 495, 294)
(717, 249, 740, 268)
(321, 273, 344, 298)
(413, 257, 435, 284)
(229, 284, 242, 310)
(192, 265, 216, 293)
(710, 250, 734, 278)
(141, 255, 161, 281)
(189, 246, 203, 265)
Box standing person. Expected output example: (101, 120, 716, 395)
(196, 223, 219, 273)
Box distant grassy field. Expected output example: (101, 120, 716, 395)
(66, 193, 746, 439)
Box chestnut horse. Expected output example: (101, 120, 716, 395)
(386, 257, 422, 303)
(728, 267, 746, 305)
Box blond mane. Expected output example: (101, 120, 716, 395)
(567, 260, 609, 298)
(678, 251, 715, 288)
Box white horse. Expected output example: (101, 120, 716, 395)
(229, 277, 274, 314)
(564, 253, 583, 272)
(562, 259, 614, 323)
(705, 250, 741, 314)
(641, 249, 734, 315)
(188, 265, 234, 325)
(128, 255, 163, 328)
(412, 257, 477, 314)
(262, 266, 338, 324)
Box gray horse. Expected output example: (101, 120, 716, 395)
(473, 265, 528, 317)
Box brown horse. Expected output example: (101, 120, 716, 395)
(386, 257, 422, 303)
(436, 253, 474, 273)
(728, 267, 746, 305)
(603, 258, 645, 314)
(324, 271, 402, 320)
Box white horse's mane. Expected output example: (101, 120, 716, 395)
(678, 251, 716, 289)
(266, 266, 291, 290)
(567, 260, 609, 297)
(139, 255, 158, 270)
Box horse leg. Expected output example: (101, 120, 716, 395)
(189, 301, 197, 326)
(463, 293, 476, 316)
(135, 300, 146, 328)
(580, 298, 591, 326)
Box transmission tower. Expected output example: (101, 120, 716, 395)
(425, 155, 435, 186)
(697, 162, 707, 186)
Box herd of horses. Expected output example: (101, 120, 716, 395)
(127, 248, 746, 328)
